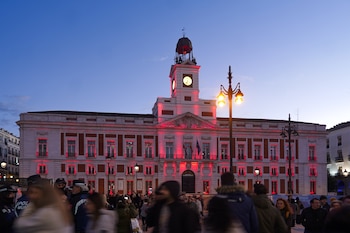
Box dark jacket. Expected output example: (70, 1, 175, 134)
(252, 194, 288, 233)
(216, 185, 259, 233)
(116, 202, 138, 233)
(70, 191, 89, 233)
(300, 207, 327, 233)
(146, 200, 201, 233)
(0, 203, 16, 233)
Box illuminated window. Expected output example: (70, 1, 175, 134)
(203, 181, 210, 193)
(38, 164, 47, 174)
(108, 165, 115, 175)
(271, 181, 278, 194)
(308, 146, 316, 161)
(126, 141, 134, 158)
(238, 180, 245, 186)
(145, 181, 152, 195)
(310, 167, 317, 176)
(67, 165, 75, 175)
(221, 167, 228, 174)
(67, 140, 76, 157)
(270, 145, 278, 160)
(87, 141, 96, 157)
(271, 167, 278, 176)
(184, 142, 192, 159)
(238, 167, 245, 176)
(145, 142, 152, 158)
(106, 141, 115, 158)
(145, 166, 152, 175)
(202, 143, 210, 159)
(127, 166, 134, 174)
(127, 181, 133, 194)
(310, 180, 316, 194)
(87, 165, 96, 175)
(221, 144, 228, 160)
(165, 142, 174, 159)
(38, 139, 47, 157)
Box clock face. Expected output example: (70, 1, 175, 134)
(172, 79, 176, 90)
(183, 75, 193, 86)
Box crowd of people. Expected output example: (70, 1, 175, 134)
(1, 172, 350, 233)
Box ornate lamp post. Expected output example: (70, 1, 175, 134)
(106, 155, 112, 197)
(254, 167, 260, 184)
(134, 163, 140, 193)
(217, 66, 244, 173)
(280, 114, 298, 194)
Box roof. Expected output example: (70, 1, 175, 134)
(27, 110, 155, 118)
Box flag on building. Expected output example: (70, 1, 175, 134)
(196, 140, 201, 155)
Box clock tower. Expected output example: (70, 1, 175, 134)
(153, 36, 217, 124)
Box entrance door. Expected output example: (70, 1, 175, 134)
(182, 170, 195, 193)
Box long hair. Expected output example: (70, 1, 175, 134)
(205, 196, 232, 233)
(276, 198, 292, 218)
(29, 179, 72, 225)
(87, 192, 104, 229)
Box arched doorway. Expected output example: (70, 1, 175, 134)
(182, 170, 195, 193)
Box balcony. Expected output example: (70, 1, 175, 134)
(254, 155, 262, 161)
(66, 152, 76, 158)
(308, 156, 317, 162)
(36, 151, 48, 157)
(270, 156, 279, 161)
(237, 155, 246, 161)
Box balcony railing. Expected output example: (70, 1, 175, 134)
(36, 151, 48, 157)
(270, 156, 279, 161)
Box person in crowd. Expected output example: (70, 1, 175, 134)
(341, 195, 350, 205)
(276, 198, 293, 233)
(69, 180, 89, 233)
(287, 195, 296, 227)
(320, 195, 330, 212)
(15, 174, 41, 217)
(0, 185, 17, 233)
(329, 199, 342, 212)
(300, 198, 328, 233)
(146, 180, 201, 233)
(252, 184, 287, 233)
(116, 197, 138, 233)
(203, 195, 246, 233)
(14, 179, 73, 233)
(140, 198, 150, 231)
(85, 192, 116, 233)
(186, 195, 200, 215)
(194, 195, 203, 217)
(216, 172, 259, 233)
(324, 205, 350, 233)
(295, 197, 304, 224)
(55, 178, 68, 196)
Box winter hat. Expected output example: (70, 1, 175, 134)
(159, 180, 180, 200)
(73, 180, 89, 192)
(221, 172, 235, 186)
(254, 184, 267, 195)
(55, 178, 66, 185)
(27, 174, 42, 186)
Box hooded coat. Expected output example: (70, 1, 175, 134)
(216, 185, 259, 233)
(252, 194, 288, 233)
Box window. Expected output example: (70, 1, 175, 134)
(87, 141, 96, 157)
(310, 180, 316, 194)
(202, 143, 210, 159)
(145, 181, 152, 195)
(203, 181, 210, 193)
(338, 136, 342, 146)
(127, 181, 133, 194)
(271, 168, 278, 176)
(326, 139, 329, 149)
(108, 165, 115, 175)
(310, 167, 317, 176)
(67, 140, 76, 157)
(238, 167, 245, 176)
(271, 181, 277, 194)
(308, 146, 316, 161)
(238, 144, 245, 160)
(184, 142, 192, 159)
(270, 145, 278, 161)
(88, 180, 95, 190)
(287, 167, 294, 176)
(126, 141, 134, 158)
(221, 144, 228, 160)
(38, 139, 47, 157)
(336, 150, 344, 162)
(145, 142, 152, 158)
(38, 164, 47, 174)
(145, 166, 152, 175)
(327, 152, 331, 164)
(67, 165, 76, 175)
(238, 181, 245, 186)
(87, 165, 96, 175)
(254, 145, 261, 160)
(106, 141, 115, 158)
(165, 142, 174, 159)
(221, 167, 228, 174)
(127, 166, 134, 175)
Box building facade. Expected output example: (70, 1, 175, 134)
(0, 128, 20, 183)
(17, 37, 327, 195)
(326, 121, 350, 194)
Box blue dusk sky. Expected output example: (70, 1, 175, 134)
(1, 1, 350, 136)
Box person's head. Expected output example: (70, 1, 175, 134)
(342, 195, 350, 206)
(320, 195, 327, 205)
(28, 179, 57, 208)
(324, 205, 350, 233)
(254, 184, 267, 195)
(55, 178, 66, 190)
(86, 192, 104, 214)
(310, 198, 321, 210)
(0, 185, 17, 205)
(220, 172, 235, 186)
(205, 196, 232, 232)
(72, 180, 88, 194)
(330, 200, 342, 210)
(157, 180, 180, 203)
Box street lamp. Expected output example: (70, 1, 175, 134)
(217, 66, 244, 173)
(134, 163, 140, 193)
(254, 167, 260, 184)
(106, 155, 112, 197)
(280, 114, 298, 194)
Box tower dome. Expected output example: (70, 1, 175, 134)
(174, 36, 196, 65)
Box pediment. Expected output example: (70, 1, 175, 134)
(158, 112, 216, 129)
